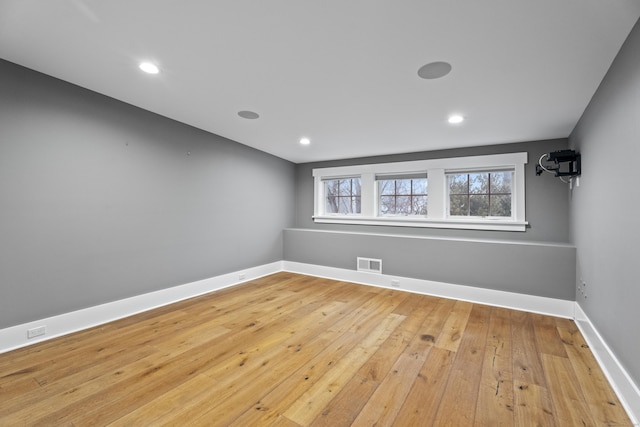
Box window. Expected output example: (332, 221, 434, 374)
(312, 152, 527, 231)
(448, 171, 512, 217)
(377, 174, 427, 216)
(324, 177, 361, 214)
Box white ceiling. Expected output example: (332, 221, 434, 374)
(1, 1, 639, 164)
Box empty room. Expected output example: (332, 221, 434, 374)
(1, 1, 639, 425)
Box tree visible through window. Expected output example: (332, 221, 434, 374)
(324, 178, 361, 214)
(378, 177, 427, 216)
(448, 171, 512, 217)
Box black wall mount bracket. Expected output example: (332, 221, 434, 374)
(536, 149, 581, 178)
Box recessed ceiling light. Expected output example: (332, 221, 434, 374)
(238, 110, 260, 120)
(299, 137, 311, 145)
(139, 62, 159, 74)
(448, 114, 464, 124)
(417, 61, 452, 79)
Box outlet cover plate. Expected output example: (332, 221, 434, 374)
(27, 326, 46, 339)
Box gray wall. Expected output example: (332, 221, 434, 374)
(295, 139, 571, 243)
(284, 229, 576, 300)
(569, 19, 640, 386)
(0, 59, 295, 329)
(289, 140, 576, 299)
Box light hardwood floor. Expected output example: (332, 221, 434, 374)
(0, 272, 632, 426)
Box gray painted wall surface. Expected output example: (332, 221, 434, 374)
(295, 139, 571, 243)
(0, 60, 295, 329)
(284, 229, 575, 300)
(569, 19, 640, 386)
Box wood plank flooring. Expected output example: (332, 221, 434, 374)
(0, 272, 632, 426)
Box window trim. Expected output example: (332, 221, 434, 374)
(312, 152, 528, 232)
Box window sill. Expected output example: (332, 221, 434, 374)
(312, 216, 528, 232)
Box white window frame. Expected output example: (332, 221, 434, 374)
(312, 152, 528, 232)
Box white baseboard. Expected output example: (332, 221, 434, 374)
(282, 261, 575, 318)
(0, 261, 283, 354)
(574, 304, 640, 424)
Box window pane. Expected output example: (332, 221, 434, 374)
(338, 179, 352, 196)
(490, 171, 512, 194)
(412, 178, 427, 194)
(338, 197, 351, 214)
(325, 196, 338, 213)
(490, 194, 511, 217)
(378, 177, 428, 216)
(324, 180, 339, 213)
(470, 195, 489, 216)
(325, 180, 339, 196)
(448, 170, 513, 217)
(412, 195, 428, 215)
(469, 173, 489, 194)
(379, 180, 395, 196)
(353, 196, 361, 214)
(450, 195, 468, 216)
(352, 178, 362, 196)
(448, 174, 468, 194)
(325, 178, 361, 214)
(379, 195, 395, 214)
(396, 179, 411, 195)
(396, 196, 411, 214)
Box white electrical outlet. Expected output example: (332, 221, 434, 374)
(577, 280, 587, 299)
(27, 325, 46, 339)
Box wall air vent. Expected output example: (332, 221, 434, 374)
(357, 257, 382, 274)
